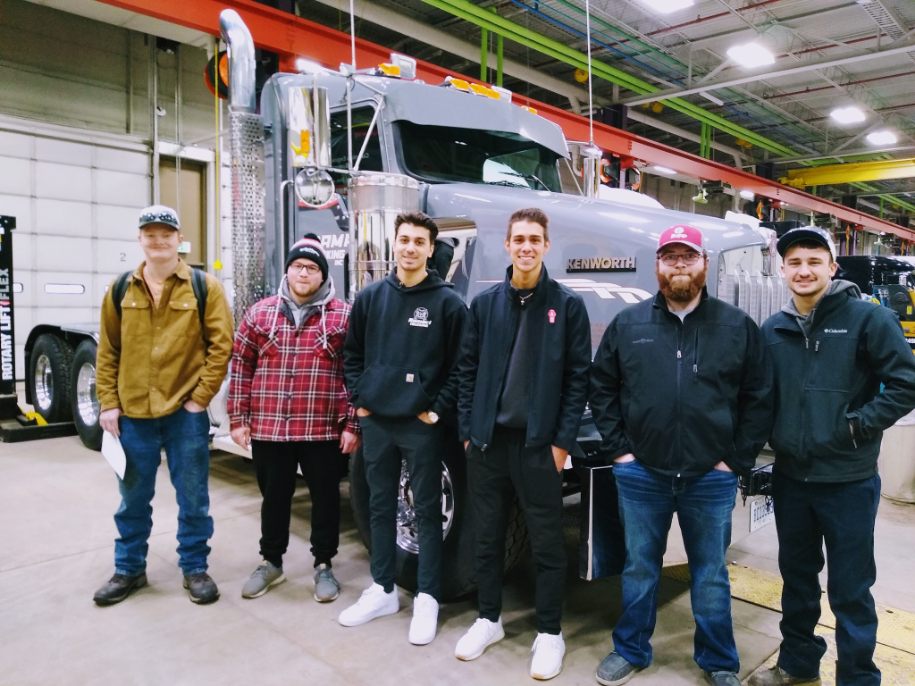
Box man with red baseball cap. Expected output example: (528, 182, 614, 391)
(590, 224, 772, 686)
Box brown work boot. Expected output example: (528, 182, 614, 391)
(748, 665, 821, 686)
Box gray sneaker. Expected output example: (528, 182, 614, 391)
(314, 563, 340, 603)
(241, 560, 285, 599)
(596, 652, 642, 686)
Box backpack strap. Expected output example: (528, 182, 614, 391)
(190, 267, 208, 329)
(111, 270, 132, 318)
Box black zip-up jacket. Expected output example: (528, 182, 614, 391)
(590, 289, 773, 477)
(762, 280, 915, 482)
(344, 271, 467, 418)
(457, 266, 591, 452)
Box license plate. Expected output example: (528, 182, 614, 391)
(749, 495, 775, 532)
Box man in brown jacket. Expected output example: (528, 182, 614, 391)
(93, 204, 233, 606)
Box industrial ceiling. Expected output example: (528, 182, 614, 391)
(302, 0, 915, 222)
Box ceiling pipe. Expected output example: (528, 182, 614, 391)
(625, 42, 915, 106)
(627, 109, 745, 167)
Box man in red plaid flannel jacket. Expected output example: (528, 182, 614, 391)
(228, 234, 359, 603)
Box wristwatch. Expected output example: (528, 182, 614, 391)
(426, 411, 440, 424)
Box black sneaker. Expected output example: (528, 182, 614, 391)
(706, 671, 741, 686)
(93, 572, 147, 606)
(183, 572, 219, 604)
(596, 651, 642, 686)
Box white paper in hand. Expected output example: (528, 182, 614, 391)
(101, 431, 127, 480)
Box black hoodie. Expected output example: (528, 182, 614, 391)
(344, 271, 467, 418)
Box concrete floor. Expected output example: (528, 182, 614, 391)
(0, 435, 912, 686)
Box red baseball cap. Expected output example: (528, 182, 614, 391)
(657, 224, 704, 253)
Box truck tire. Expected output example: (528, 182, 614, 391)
(349, 439, 529, 601)
(28, 334, 74, 423)
(69, 340, 103, 451)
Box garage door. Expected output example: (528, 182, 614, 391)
(0, 117, 150, 378)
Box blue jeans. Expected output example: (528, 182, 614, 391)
(114, 407, 213, 576)
(612, 460, 739, 673)
(772, 472, 881, 686)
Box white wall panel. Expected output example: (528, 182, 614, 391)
(34, 162, 92, 202)
(0, 157, 31, 195)
(96, 205, 144, 240)
(0, 130, 32, 158)
(34, 236, 94, 274)
(34, 200, 92, 237)
(0, 194, 32, 231)
(95, 237, 144, 274)
(34, 138, 93, 166)
(95, 169, 148, 207)
(96, 147, 150, 175)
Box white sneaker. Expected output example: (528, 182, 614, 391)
(454, 617, 505, 660)
(530, 632, 565, 680)
(408, 593, 439, 645)
(337, 583, 399, 627)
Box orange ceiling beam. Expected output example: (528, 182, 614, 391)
(99, 0, 914, 241)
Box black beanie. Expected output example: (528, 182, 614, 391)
(285, 233, 329, 282)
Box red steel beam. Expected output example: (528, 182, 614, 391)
(98, 0, 914, 241)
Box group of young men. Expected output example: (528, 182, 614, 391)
(93, 203, 915, 686)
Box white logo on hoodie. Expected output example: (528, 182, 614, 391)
(408, 307, 432, 328)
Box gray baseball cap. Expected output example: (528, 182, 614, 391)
(138, 204, 180, 231)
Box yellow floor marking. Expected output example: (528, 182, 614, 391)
(662, 563, 915, 684)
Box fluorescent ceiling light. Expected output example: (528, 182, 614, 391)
(652, 166, 677, 175)
(739, 190, 755, 201)
(699, 91, 724, 106)
(635, 0, 694, 15)
(830, 106, 866, 125)
(726, 42, 775, 69)
(866, 130, 897, 146)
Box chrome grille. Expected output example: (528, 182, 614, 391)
(719, 271, 789, 326)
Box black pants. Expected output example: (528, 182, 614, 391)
(467, 426, 565, 634)
(359, 415, 443, 599)
(251, 440, 346, 568)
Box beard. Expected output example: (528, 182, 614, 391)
(657, 264, 706, 303)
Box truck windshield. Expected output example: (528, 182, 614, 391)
(397, 121, 562, 191)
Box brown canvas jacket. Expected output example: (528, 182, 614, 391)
(96, 259, 234, 418)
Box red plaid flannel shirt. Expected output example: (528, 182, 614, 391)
(228, 295, 358, 441)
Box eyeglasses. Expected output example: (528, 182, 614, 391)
(658, 251, 703, 266)
(289, 263, 321, 275)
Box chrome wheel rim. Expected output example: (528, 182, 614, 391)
(34, 354, 54, 411)
(396, 458, 456, 554)
(75, 361, 99, 425)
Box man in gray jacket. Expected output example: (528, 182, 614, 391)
(752, 227, 915, 686)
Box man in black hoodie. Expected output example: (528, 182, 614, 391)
(590, 225, 772, 686)
(340, 212, 466, 647)
(453, 208, 591, 681)
(751, 228, 915, 686)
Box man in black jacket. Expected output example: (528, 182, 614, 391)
(590, 225, 772, 686)
(750, 227, 915, 686)
(453, 208, 591, 681)
(340, 212, 466, 646)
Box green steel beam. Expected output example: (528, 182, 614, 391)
(421, 0, 798, 157)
